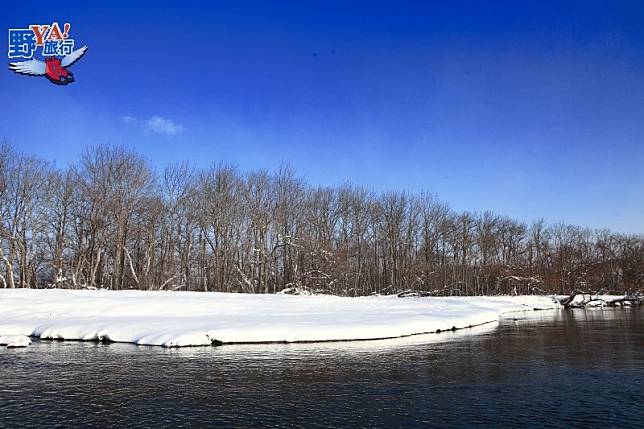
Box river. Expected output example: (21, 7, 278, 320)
(1, 307, 642, 428)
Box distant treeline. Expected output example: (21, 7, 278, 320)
(0, 142, 642, 295)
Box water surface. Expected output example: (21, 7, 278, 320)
(1, 308, 642, 428)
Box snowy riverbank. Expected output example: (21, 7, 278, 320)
(0, 289, 561, 348)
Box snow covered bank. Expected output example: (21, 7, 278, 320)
(0, 289, 560, 348)
(0, 334, 31, 348)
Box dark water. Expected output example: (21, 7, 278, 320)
(1, 308, 643, 428)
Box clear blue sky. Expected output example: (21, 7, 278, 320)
(2, 1, 643, 233)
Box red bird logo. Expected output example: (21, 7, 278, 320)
(9, 45, 88, 85)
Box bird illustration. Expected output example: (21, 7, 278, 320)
(8, 46, 88, 85)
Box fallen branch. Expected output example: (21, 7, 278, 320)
(558, 290, 644, 308)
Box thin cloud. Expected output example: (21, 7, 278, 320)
(146, 116, 184, 136)
(120, 115, 137, 124)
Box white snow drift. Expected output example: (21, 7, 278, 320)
(0, 289, 560, 348)
(0, 334, 31, 348)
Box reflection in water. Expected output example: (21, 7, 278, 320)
(1, 308, 642, 428)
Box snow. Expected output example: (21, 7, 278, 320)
(563, 294, 626, 307)
(0, 289, 560, 348)
(0, 334, 31, 348)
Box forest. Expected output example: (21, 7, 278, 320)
(1, 142, 642, 296)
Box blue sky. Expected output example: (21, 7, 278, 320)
(2, 1, 643, 233)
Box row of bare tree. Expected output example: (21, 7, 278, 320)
(1, 142, 642, 295)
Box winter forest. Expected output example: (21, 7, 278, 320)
(1, 142, 642, 296)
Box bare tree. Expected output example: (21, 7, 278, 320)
(0, 142, 641, 296)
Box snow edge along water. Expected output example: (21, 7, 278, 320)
(0, 289, 563, 348)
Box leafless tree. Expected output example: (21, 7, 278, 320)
(0, 141, 642, 296)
